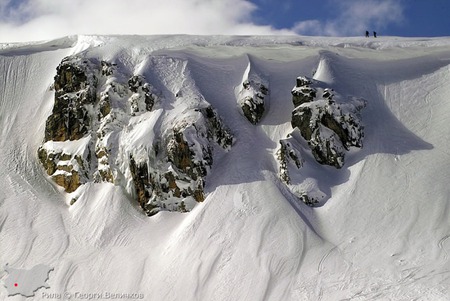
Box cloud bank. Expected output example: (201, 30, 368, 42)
(293, 0, 405, 36)
(0, 0, 406, 42)
(0, 0, 292, 42)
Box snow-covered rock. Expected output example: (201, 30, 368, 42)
(128, 75, 156, 113)
(128, 105, 233, 216)
(235, 61, 269, 124)
(38, 136, 93, 193)
(39, 54, 233, 214)
(44, 56, 97, 142)
(291, 76, 365, 168)
(291, 76, 316, 107)
(275, 75, 366, 206)
(276, 136, 304, 184)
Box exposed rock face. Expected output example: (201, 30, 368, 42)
(39, 55, 233, 215)
(45, 57, 97, 142)
(40, 56, 101, 192)
(128, 105, 233, 216)
(291, 76, 365, 168)
(38, 136, 92, 193)
(276, 136, 303, 184)
(275, 75, 366, 207)
(129, 156, 152, 211)
(128, 75, 155, 113)
(236, 63, 269, 124)
(291, 76, 316, 107)
(198, 106, 234, 148)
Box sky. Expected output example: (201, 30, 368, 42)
(0, 0, 449, 43)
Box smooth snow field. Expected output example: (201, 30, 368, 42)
(1, 35, 450, 300)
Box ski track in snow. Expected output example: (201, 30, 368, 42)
(1, 35, 450, 300)
(438, 235, 450, 260)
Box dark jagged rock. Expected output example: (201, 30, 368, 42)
(277, 137, 303, 184)
(45, 57, 97, 142)
(292, 77, 317, 107)
(309, 128, 346, 168)
(299, 194, 319, 207)
(167, 130, 206, 178)
(290, 76, 365, 168)
(95, 146, 113, 183)
(128, 75, 143, 93)
(54, 58, 91, 93)
(122, 85, 230, 215)
(199, 106, 234, 149)
(52, 171, 81, 193)
(292, 86, 316, 107)
(129, 156, 154, 214)
(236, 74, 269, 125)
(37, 144, 91, 193)
(128, 75, 156, 113)
(275, 133, 324, 207)
(128, 105, 233, 215)
(277, 74, 365, 207)
(40, 56, 145, 193)
(241, 97, 265, 125)
(44, 94, 91, 142)
(296, 76, 312, 87)
(322, 88, 334, 100)
(98, 95, 111, 119)
(291, 106, 313, 140)
(101, 60, 116, 76)
(39, 55, 233, 216)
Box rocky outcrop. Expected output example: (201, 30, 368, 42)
(129, 105, 233, 216)
(275, 75, 366, 207)
(41, 55, 161, 193)
(39, 55, 233, 215)
(128, 75, 156, 114)
(236, 63, 269, 124)
(45, 57, 97, 142)
(37, 137, 92, 193)
(129, 156, 153, 212)
(291, 76, 316, 107)
(198, 106, 234, 149)
(291, 76, 365, 168)
(276, 136, 303, 184)
(40, 57, 100, 192)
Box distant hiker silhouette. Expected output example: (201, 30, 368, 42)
(365, 31, 369, 38)
(373, 31, 377, 38)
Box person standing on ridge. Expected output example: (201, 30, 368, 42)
(373, 31, 377, 38)
(365, 31, 369, 37)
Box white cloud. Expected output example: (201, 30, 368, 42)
(293, 0, 405, 36)
(291, 20, 324, 36)
(0, 0, 294, 42)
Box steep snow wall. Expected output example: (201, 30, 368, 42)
(1, 35, 450, 300)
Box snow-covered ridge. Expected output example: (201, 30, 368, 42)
(2, 35, 450, 300)
(3, 34, 450, 56)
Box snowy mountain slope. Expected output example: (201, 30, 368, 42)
(1, 35, 450, 300)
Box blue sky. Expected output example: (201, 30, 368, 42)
(250, 0, 450, 37)
(0, 0, 449, 42)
